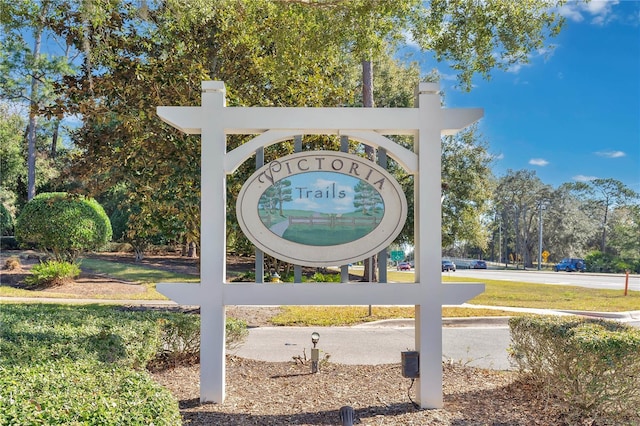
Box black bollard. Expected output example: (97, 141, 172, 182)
(339, 405, 355, 426)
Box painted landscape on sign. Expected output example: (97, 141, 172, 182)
(258, 172, 384, 246)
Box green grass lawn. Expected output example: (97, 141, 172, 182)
(0, 258, 199, 300)
(2, 256, 637, 322)
(360, 269, 640, 313)
(79, 258, 199, 284)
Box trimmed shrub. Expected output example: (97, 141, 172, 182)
(509, 315, 640, 423)
(15, 192, 112, 262)
(0, 303, 250, 424)
(226, 317, 249, 349)
(24, 260, 81, 287)
(152, 313, 248, 368)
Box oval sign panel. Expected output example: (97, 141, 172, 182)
(236, 151, 407, 266)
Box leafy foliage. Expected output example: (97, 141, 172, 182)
(0, 360, 181, 426)
(586, 250, 640, 274)
(0, 202, 13, 236)
(15, 192, 112, 262)
(441, 126, 493, 250)
(0, 303, 249, 424)
(509, 315, 640, 422)
(24, 260, 80, 287)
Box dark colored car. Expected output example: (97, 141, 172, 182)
(397, 262, 411, 271)
(554, 258, 586, 272)
(442, 260, 456, 272)
(470, 260, 487, 269)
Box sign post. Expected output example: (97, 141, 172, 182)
(156, 80, 484, 408)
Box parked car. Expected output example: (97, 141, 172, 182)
(397, 261, 411, 271)
(554, 258, 586, 272)
(442, 260, 456, 272)
(470, 260, 487, 269)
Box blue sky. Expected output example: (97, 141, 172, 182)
(407, 0, 640, 192)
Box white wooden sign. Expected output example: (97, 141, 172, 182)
(156, 80, 484, 409)
(237, 150, 407, 266)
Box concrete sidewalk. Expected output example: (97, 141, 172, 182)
(231, 307, 640, 371)
(232, 323, 515, 370)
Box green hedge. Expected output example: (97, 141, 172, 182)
(0, 304, 162, 369)
(0, 303, 248, 425)
(509, 315, 640, 423)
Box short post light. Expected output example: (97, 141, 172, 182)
(311, 332, 320, 373)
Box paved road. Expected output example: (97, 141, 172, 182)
(448, 269, 640, 291)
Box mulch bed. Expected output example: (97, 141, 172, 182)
(151, 357, 565, 425)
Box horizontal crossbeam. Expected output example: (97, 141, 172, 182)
(156, 282, 485, 306)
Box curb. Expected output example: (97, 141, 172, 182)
(355, 317, 512, 328)
(559, 310, 639, 320)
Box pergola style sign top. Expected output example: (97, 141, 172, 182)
(156, 81, 485, 409)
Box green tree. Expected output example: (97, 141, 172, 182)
(0, 103, 25, 214)
(494, 170, 554, 268)
(543, 183, 599, 261)
(607, 204, 640, 260)
(570, 178, 639, 253)
(49, 0, 574, 262)
(441, 125, 493, 251)
(15, 192, 112, 262)
(0, 0, 77, 200)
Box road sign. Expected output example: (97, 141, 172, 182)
(390, 250, 405, 262)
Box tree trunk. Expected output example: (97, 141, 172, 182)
(601, 205, 609, 252)
(50, 120, 59, 158)
(134, 246, 145, 262)
(26, 25, 43, 201)
(361, 59, 377, 282)
(187, 241, 197, 258)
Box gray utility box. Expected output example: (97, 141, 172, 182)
(401, 351, 420, 378)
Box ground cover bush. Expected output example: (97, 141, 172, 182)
(24, 260, 81, 287)
(0, 360, 180, 425)
(0, 303, 247, 425)
(509, 315, 640, 424)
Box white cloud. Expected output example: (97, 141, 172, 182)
(437, 71, 458, 82)
(558, 1, 619, 25)
(595, 150, 626, 158)
(402, 29, 419, 48)
(573, 174, 598, 182)
(529, 158, 549, 166)
(493, 153, 505, 161)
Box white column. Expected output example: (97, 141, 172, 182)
(415, 83, 444, 409)
(199, 81, 228, 403)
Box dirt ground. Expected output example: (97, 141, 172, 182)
(1, 251, 574, 425)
